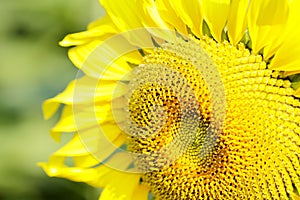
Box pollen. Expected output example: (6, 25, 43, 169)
(125, 36, 300, 200)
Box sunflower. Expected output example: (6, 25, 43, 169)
(40, 0, 300, 199)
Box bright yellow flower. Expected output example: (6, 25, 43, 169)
(40, 0, 300, 199)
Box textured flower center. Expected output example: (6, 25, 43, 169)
(128, 43, 214, 165)
(124, 36, 300, 199)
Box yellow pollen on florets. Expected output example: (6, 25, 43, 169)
(125, 36, 300, 200)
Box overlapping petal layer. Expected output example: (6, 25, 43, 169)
(42, 0, 300, 199)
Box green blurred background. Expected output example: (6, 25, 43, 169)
(0, 1, 104, 199)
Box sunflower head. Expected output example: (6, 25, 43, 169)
(40, 0, 300, 199)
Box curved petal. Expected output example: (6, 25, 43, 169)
(51, 104, 113, 134)
(100, 0, 142, 31)
(99, 186, 125, 200)
(155, 0, 188, 35)
(68, 40, 99, 68)
(269, 26, 300, 71)
(60, 15, 117, 47)
(40, 153, 136, 190)
(99, 175, 140, 200)
(53, 128, 125, 165)
(42, 77, 124, 119)
(132, 184, 151, 200)
(96, 153, 142, 200)
(284, 70, 300, 77)
(201, 0, 230, 42)
(296, 88, 300, 98)
(73, 154, 99, 168)
(99, 182, 149, 200)
(290, 192, 300, 200)
(88, 15, 116, 30)
(227, 0, 249, 45)
(170, 0, 203, 38)
(99, 0, 153, 46)
(247, 0, 290, 57)
(68, 39, 133, 79)
(269, 36, 300, 71)
(138, 0, 168, 29)
(269, 0, 300, 71)
(101, 0, 169, 31)
(42, 80, 75, 120)
(38, 156, 103, 188)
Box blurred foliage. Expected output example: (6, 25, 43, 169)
(0, 0, 103, 199)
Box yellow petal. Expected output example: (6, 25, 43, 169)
(99, 186, 125, 200)
(296, 88, 300, 97)
(76, 38, 133, 79)
(73, 154, 99, 168)
(51, 105, 76, 133)
(40, 152, 135, 189)
(139, 0, 169, 29)
(49, 105, 75, 142)
(98, 171, 140, 200)
(132, 184, 151, 200)
(51, 104, 112, 134)
(68, 40, 101, 69)
(269, 1, 300, 71)
(50, 132, 63, 143)
(122, 50, 143, 65)
(53, 123, 124, 159)
(42, 80, 75, 120)
(68, 40, 132, 79)
(99, 183, 149, 200)
(170, 0, 203, 38)
(61, 13, 142, 63)
(99, 0, 168, 31)
(40, 164, 103, 187)
(77, 127, 125, 163)
(227, 0, 249, 45)
(247, 0, 290, 57)
(67, 38, 135, 80)
(155, 0, 188, 35)
(42, 76, 123, 119)
(38, 156, 103, 188)
(99, 0, 153, 46)
(136, 0, 181, 41)
(201, 0, 230, 42)
(269, 28, 300, 71)
(290, 192, 300, 200)
(100, 0, 142, 31)
(60, 29, 114, 47)
(60, 16, 117, 47)
(88, 15, 115, 30)
(284, 70, 300, 77)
